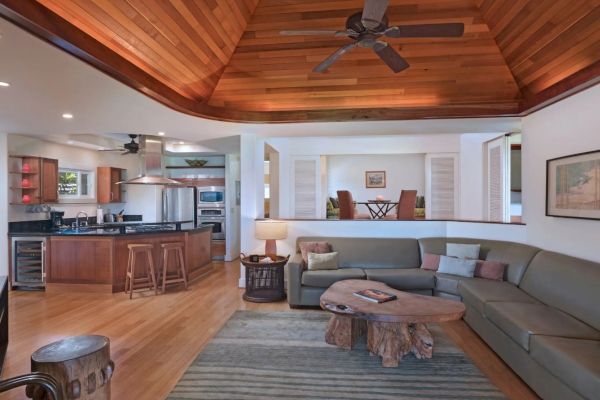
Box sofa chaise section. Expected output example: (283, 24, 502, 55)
(460, 250, 600, 400)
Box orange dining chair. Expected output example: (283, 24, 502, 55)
(336, 190, 370, 220)
(384, 190, 417, 220)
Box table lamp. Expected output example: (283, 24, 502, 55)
(255, 220, 287, 259)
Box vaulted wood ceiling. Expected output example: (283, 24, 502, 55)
(0, 0, 598, 122)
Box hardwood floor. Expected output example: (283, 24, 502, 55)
(2, 260, 539, 400)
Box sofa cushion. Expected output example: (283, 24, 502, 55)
(484, 302, 600, 351)
(459, 279, 538, 314)
(365, 268, 435, 290)
(519, 250, 600, 331)
(447, 243, 480, 259)
(420, 253, 440, 271)
(419, 237, 540, 285)
(297, 237, 419, 269)
(435, 273, 472, 296)
(307, 252, 338, 271)
(530, 336, 600, 400)
(301, 268, 365, 288)
(437, 256, 476, 277)
(299, 241, 331, 264)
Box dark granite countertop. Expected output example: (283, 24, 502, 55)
(8, 221, 212, 237)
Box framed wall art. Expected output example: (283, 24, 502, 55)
(546, 150, 600, 220)
(365, 171, 386, 189)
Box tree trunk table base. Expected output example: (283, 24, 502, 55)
(324, 314, 366, 350)
(367, 321, 433, 367)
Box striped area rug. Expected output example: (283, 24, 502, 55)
(168, 311, 505, 399)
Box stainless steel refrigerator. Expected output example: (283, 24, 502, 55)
(162, 187, 197, 229)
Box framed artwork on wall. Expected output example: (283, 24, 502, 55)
(365, 171, 386, 188)
(546, 150, 600, 220)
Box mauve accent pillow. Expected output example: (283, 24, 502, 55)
(421, 253, 441, 271)
(437, 255, 476, 278)
(447, 243, 481, 259)
(475, 260, 507, 281)
(299, 241, 331, 264)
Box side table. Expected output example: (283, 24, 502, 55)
(241, 255, 289, 302)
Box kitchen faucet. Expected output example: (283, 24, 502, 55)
(75, 211, 89, 229)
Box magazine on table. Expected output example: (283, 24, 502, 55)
(353, 288, 397, 303)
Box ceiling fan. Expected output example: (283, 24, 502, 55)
(280, 0, 464, 73)
(98, 134, 141, 155)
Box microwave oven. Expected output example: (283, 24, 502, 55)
(197, 186, 225, 207)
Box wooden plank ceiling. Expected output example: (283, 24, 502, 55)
(1, 0, 599, 122)
(35, 0, 260, 102)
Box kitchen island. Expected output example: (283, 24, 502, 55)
(10, 223, 213, 293)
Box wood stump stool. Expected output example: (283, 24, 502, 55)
(26, 335, 114, 400)
(125, 244, 158, 299)
(158, 242, 188, 293)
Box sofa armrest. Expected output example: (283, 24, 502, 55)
(286, 253, 304, 306)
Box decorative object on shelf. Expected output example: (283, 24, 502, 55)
(365, 171, 386, 188)
(255, 220, 288, 259)
(546, 150, 600, 220)
(22, 194, 31, 204)
(22, 163, 31, 173)
(240, 254, 289, 302)
(415, 195, 425, 218)
(375, 195, 385, 201)
(21, 178, 31, 188)
(184, 159, 208, 167)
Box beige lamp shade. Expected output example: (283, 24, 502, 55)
(255, 220, 288, 240)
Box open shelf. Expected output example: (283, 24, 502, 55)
(165, 166, 225, 169)
(9, 171, 39, 174)
(10, 186, 39, 190)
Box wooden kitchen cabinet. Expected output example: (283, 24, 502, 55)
(8, 156, 58, 204)
(41, 158, 59, 203)
(97, 167, 125, 203)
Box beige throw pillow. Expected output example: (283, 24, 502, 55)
(307, 252, 339, 271)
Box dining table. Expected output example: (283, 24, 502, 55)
(356, 200, 399, 219)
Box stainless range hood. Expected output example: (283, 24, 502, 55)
(117, 136, 182, 186)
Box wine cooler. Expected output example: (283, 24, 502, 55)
(11, 237, 46, 289)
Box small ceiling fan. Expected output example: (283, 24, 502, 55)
(98, 134, 141, 155)
(280, 0, 464, 73)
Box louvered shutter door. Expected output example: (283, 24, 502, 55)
(487, 136, 510, 222)
(292, 158, 318, 218)
(426, 154, 458, 219)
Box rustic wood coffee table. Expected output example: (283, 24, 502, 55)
(320, 279, 465, 367)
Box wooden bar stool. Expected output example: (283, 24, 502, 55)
(158, 242, 188, 293)
(125, 244, 158, 299)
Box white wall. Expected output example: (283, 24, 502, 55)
(7, 134, 157, 221)
(0, 133, 8, 276)
(459, 133, 504, 220)
(522, 84, 600, 262)
(327, 154, 425, 214)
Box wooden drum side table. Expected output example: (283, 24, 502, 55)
(241, 255, 289, 303)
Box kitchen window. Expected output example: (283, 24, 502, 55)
(58, 168, 95, 199)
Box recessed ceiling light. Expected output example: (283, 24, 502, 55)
(98, 147, 105, 151)
(178, 141, 185, 145)
(62, 113, 73, 119)
(0, 81, 9, 87)
(157, 131, 165, 136)
(67, 140, 74, 145)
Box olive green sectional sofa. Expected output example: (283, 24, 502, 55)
(286, 236, 600, 400)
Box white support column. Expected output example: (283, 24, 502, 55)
(0, 133, 8, 276)
(239, 134, 265, 287)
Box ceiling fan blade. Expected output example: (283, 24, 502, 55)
(385, 23, 465, 38)
(313, 42, 359, 73)
(372, 42, 409, 73)
(98, 148, 125, 152)
(280, 30, 351, 37)
(121, 150, 132, 155)
(362, 0, 389, 30)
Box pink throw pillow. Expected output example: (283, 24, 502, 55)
(299, 242, 331, 265)
(475, 260, 507, 281)
(421, 253, 441, 271)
